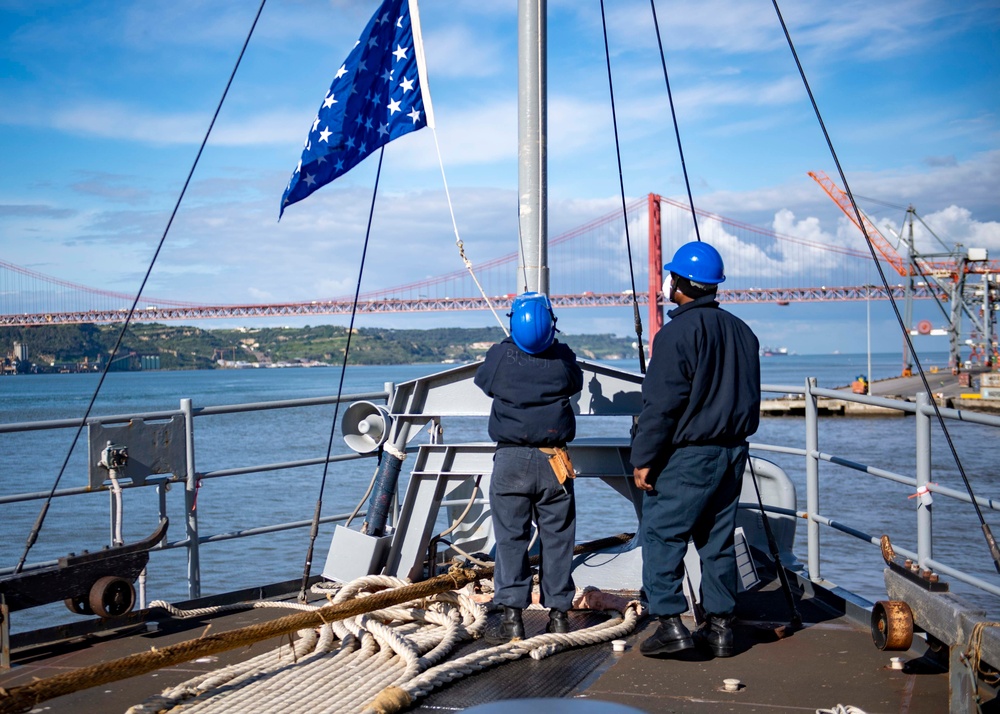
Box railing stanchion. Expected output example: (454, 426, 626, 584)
(915, 391, 933, 567)
(182, 398, 201, 599)
(805, 377, 821, 581)
(157, 481, 169, 526)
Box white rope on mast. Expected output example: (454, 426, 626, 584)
(430, 126, 509, 336)
(410, 0, 508, 335)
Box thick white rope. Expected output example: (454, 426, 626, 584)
(383, 443, 407, 461)
(109, 471, 124, 547)
(128, 577, 637, 714)
(815, 707, 869, 714)
(147, 598, 319, 619)
(373, 603, 640, 713)
(129, 576, 481, 713)
(966, 621, 1000, 685)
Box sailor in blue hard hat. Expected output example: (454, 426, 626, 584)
(663, 240, 726, 300)
(509, 291, 557, 354)
(630, 241, 761, 660)
(474, 291, 584, 641)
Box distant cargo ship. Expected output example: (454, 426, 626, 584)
(761, 346, 789, 357)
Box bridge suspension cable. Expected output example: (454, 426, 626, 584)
(2, 192, 923, 327)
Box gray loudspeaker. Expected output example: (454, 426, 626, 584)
(341, 401, 392, 453)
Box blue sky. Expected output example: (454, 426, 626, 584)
(1, 0, 998, 355)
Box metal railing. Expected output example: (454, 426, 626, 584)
(754, 379, 1000, 599)
(0, 387, 391, 602)
(3, 376, 998, 615)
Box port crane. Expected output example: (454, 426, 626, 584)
(809, 170, 998, 373)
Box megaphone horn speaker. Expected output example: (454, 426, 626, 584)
(342, 401, 392, 454)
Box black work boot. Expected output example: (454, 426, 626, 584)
(546, 609, 570, 634)
(696, 613, 735, 657)
(639, 615, 694, 656)
(502, 606, 525, 641)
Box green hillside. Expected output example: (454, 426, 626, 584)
(1, 323, 639, 372)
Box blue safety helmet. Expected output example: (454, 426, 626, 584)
(664, 241, 726, 284)
(510, 292, 556, 354)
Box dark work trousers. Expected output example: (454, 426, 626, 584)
(489, 446, 576, 612)
(640, 443, 747, 618)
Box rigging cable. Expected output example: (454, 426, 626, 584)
(748, 458, 802, 628)
(599, 0, 647, 374)
(909, 249, 966, 328)
(648, 0, 702, 244)
(770, 0, 1000, 573)
(297, 147, 386, 603)
(852, 193, 909, 212)
(11, 0, 270, 574)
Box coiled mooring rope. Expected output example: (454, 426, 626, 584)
(123, 575, 638, 714)
(128, 575, 488, 713)
(0, 567, 487, 714)
(966, 621, 1000, 686)
(0, 537, 639, 714)
(363, 604, 639, 714)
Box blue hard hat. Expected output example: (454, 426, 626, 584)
(664, 241, 726, 284)
(510, 292, 556, 354)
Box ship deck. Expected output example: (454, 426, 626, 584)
(2, 559, 973, 714)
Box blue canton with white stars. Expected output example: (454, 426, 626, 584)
(280, 0, 426, 217)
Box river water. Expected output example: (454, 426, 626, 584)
(2, 351, 997, 634)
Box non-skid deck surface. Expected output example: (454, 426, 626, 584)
(411, 609, 618, 711)
(413, 578, 959, 714)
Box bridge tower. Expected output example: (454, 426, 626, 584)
(648, 193, 663, 340)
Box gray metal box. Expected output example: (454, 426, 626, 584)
(88, 416, 187, 489)
(322, 525, 392, 583)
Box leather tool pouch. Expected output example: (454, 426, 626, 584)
(539, 447, 575, 485)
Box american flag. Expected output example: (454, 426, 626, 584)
(280, 0, 431, 217)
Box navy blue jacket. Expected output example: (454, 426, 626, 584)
(630, 295, 760, 469)
(474, 337, 584, 447)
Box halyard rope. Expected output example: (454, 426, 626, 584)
(430, 125, 509, 335)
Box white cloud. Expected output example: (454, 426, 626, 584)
(914, 205, 1000, 253)
(1, 0, 996, 353)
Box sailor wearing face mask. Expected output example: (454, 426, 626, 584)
(630, 242, 761, 658)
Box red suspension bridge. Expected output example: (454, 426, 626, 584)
(1, 193, 952, 329)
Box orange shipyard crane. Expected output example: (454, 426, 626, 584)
(809, 170, 999, 373)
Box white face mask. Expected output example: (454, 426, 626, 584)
(664, 274, 678, 303)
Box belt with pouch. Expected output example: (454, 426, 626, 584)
(538, 446, 575, 485)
